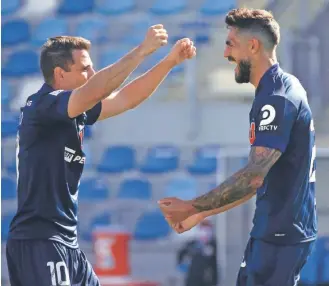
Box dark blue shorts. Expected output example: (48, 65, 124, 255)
(236, 238, 315, 286)
(6, 239, 100, 286)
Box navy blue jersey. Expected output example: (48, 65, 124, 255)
(8, 83, 102, 248)
(249, 64, 317, 244)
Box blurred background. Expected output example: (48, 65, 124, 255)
(1, 0, 329, 285)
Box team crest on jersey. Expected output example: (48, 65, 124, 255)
(249, 122, 256, 145)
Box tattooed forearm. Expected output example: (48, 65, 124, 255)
(192, 147, 282, 212)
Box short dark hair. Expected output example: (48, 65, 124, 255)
(40, 36, 91, 85)
(225, 8, 280, 50)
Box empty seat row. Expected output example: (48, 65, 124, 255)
(55, 0, 234, 16)
(97, 145, 220, 174)
(2, 175, 208, 201)
(2, 209, 171, 242)
(3, 17, 211, 48)
(2, 144, 221, 175)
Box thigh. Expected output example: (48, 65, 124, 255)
(266, 241, 315, 286)
(237, 239, 277, 286)
(71, 248, 100, 286)
(6, 239, 72, 286)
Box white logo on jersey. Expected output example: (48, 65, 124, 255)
(49, 90, 64, 96)
(64, 147, 85, 164)
(259, 105, 278, 131)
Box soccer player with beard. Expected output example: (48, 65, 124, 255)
(158, 8, 317, 286)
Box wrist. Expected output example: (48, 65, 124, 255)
(163, 55, 177, 68)
(135, 44, 148, 58)
(186, 200, 199, 216)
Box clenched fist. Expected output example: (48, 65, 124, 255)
(139, 24, 168, 57)
(165, 38, 196, 66)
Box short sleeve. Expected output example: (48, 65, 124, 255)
(35, 90, 72, 123)
(251, 95, 297, 153)
(86, 102, 102, 125)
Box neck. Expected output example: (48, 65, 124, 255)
(250, 54, 277, 88)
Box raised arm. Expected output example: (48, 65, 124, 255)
(67, 25, 168, 119)
(159, 146, 282, 224)
(97, 38, 196, 120)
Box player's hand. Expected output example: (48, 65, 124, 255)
(165, 213, 205, 234)
(158, 197, 196, 223)
(139, 24, 168, 57)
(165, 38, 197, 66)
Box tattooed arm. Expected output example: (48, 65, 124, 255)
(191, 146, 282, 216)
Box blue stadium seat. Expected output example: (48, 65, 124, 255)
(1, 80, 12, 111)
(122, 20, 151, 46)
(165, 177, 197, 200)
(2, 0, 21, 15)
(2, 19, 30, 47)
(7, 159, 16, 174)
(1, 213, 15, 241)
(317, 236, 329, 284)
(2, 50, 39, 77)
(150, 0, 187, 15)
(83, 142, 93, 169)
(300, 244, 319, 285)
(81, 212, 111, 241)
(98, 49, 127, 69)
(1, 177, 16, 199)
(79, 178, 109, 200)
(95, 0, 135, 15)
(74, 18, 108, 44)
(133, 210, 171, 240)
(200, 0, 235, 15)
(1, 118, 18, 138)
(139, 145, 179, 174)
(97, 146, 136, 173)
(57, 0, 94, 15)
(187, 145, 220, 175)
(117, 178, 152, 200)
(31, 18, 69, 47)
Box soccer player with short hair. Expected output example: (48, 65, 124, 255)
(159, 9, 317, 286)
(6, 25, 196, 286)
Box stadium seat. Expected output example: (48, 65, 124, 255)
(150, 0, 187, 15)
(117, 178, 152, 200)
(1, 118, 18, 138)
(1, 213, 15, 241)
(200, 0, 235, 15)
(2, 50, 39, 77)
(187, 145, 220, 175)
(7, 159, 17, 174)
(2, 0, 21, 15)
(122, 20, 152, 46)
(83, 142, 93, 169)
(133, 210, 171, 240)
(1, 80, 12, 111)
(139, 145, 179, 174)
(95, 0, 135, 15)
(79, 178, 109, 200)
(2, 19, 30, 47)
(165, 177, 197, 200)
(300, 243, 319, 285)
(317, 236, 329, 284)
(1, 177, 16, 199)
(81, 212, 111, 241)
(97, 146, 136, 173)
(74, 18, 108, 44)
(31, 18, 69, 47)
(57, 0, 94, 15)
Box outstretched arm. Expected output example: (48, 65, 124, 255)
(159, 146, 282, 223)
(97, 38, 196, 121)
(191, 146, 281, 213)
